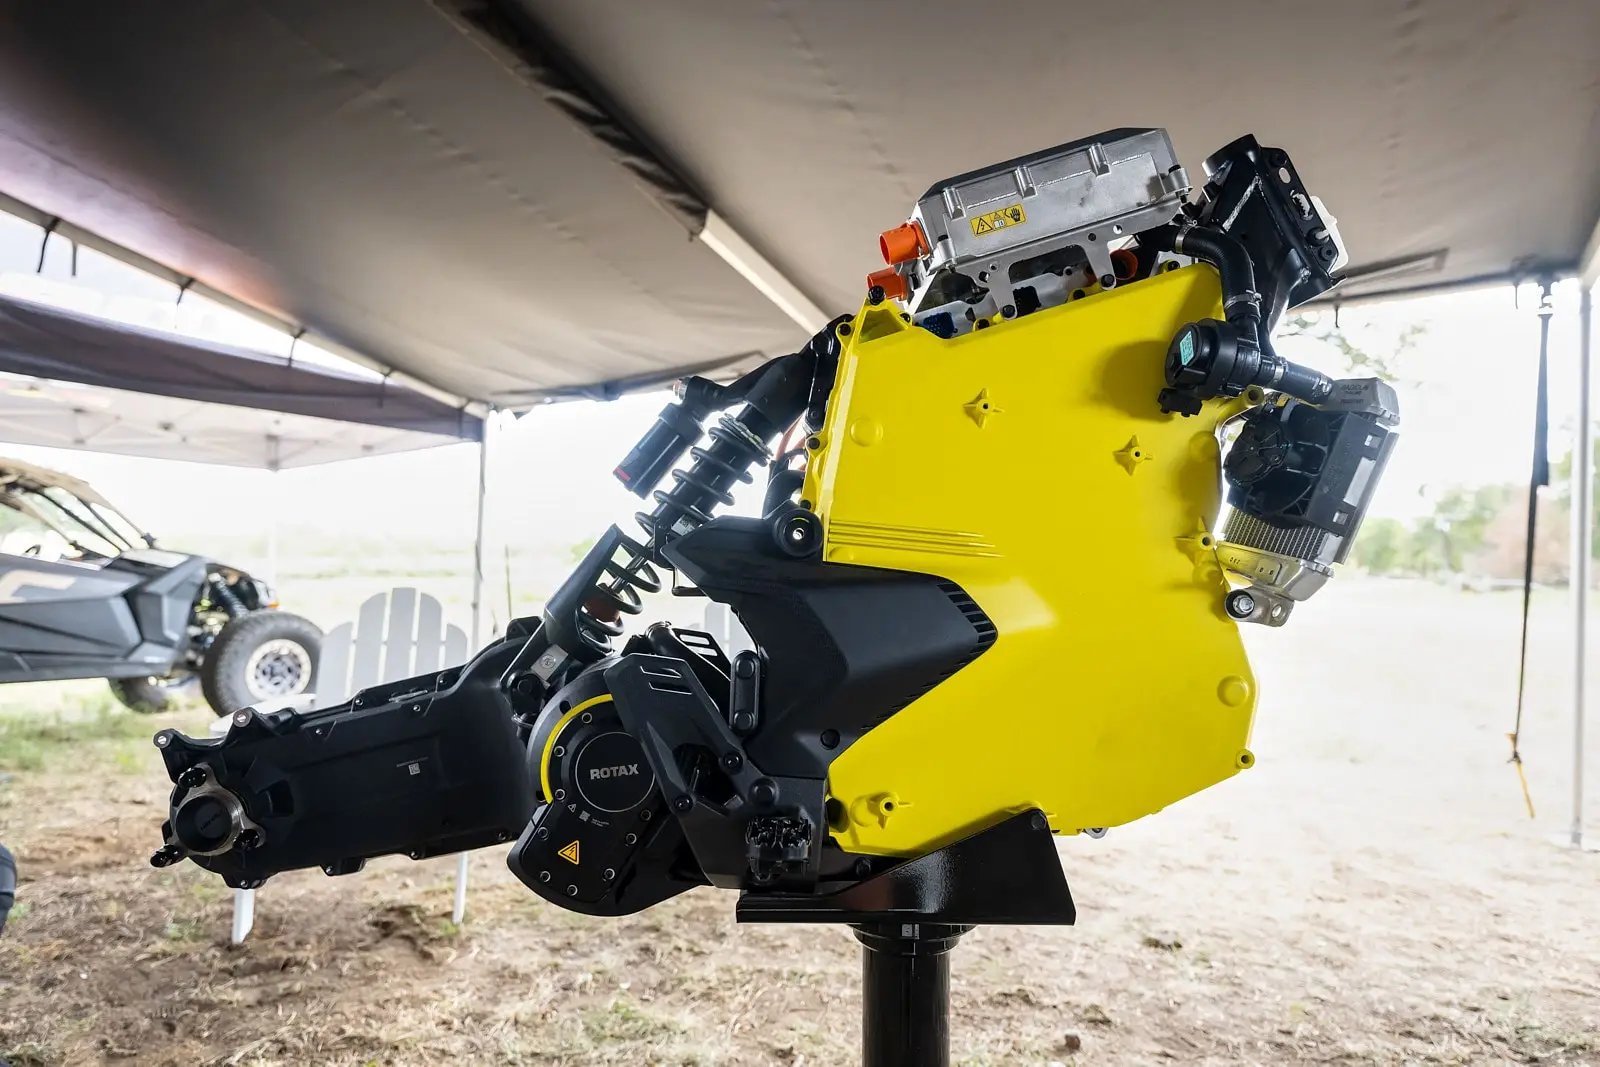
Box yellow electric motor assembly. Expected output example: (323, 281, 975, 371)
(807, 267, 1257, 857)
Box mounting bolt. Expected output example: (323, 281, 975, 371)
(565, 884, 579, 897)
(867, 285, 885, 305)
(235, 829, 261, 852)
(731, 712, 755, 733)
(602, 868, 616, 882)
(1030, 811, 1049, 832)
(535, 826, 549, 840)
(820, 729, 840, 750)
(538, 870, 551, 883)
(512, 674, 537, 697)
(853, 857, 872, 878)
(672, 794, 694, 814)
(1000, 304, 1015, 319)
(1100, 274, 1116, 289)
(720, 751, 743, 773)
(750, 779, 778, 806)
(178, 768, 206, 790)
(624, 833, 638, 846)
(1224, 589, 1258, 620)
(154, 733, 171, 748)
(409, 849, 424, 860)
(233, 711, 251, 727)
(149, 845, 182, 868)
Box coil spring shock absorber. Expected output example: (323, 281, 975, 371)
(208, 573, 247, 616)
(574, 411, 771, 650)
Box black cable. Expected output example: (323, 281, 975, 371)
(1510, 281, 1553, 818)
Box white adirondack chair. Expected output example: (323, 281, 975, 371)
(213, 588, 470, 943)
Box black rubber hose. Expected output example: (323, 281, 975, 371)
(1143, 225, 1261, 330)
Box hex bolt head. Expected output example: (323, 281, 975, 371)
(719, 751, 743, 773)
(672, 794, 694, 814)
(1225, 590, 1258, 619)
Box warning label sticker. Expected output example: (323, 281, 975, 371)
(970, 203, 1026, 237)
(557, 840, 581, 865)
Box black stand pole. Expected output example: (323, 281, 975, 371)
(852, 922, 972, 1067)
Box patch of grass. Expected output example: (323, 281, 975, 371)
(6, 900, 31, 925)
(0, 702, 188, 773)
(582, 998, 682, 1044)
(163, 917, 203, 942)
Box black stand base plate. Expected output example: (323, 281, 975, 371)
(738, 810, 1076, 1067)
(736, 808, 1076, 926)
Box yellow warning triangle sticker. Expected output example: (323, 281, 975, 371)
(557, 840, 580, 865)
(973, 216, 993, 234)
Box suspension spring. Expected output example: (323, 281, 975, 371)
(576, 413, 771, 648)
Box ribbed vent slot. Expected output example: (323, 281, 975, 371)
(866, 581, 997, 725)
(1221, 509, 1329, 561)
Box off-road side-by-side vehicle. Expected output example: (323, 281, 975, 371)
(0, 458, 321, 716)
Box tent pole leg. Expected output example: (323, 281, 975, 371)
(469, 415, 490, 651)
(1574, 286, 1594, 850)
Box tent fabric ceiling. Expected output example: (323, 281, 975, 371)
(0, 291, 481, 468)
(0, 292, 482, 441)
(0, 372, 470, 469)
(0, 1, 1596, 405)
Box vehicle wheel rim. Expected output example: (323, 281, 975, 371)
(244, 639, 312, 698)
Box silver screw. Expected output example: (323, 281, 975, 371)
(233, 711, 251, 726)
(154, 734, 170, 748)
(1232, 593, 1256, 616)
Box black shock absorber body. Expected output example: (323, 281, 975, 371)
(523, 333, 834, 676)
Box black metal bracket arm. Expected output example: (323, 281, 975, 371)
(604, 653, 828, 890)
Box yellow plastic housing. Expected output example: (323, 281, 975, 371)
(802, 265, 1258, 857)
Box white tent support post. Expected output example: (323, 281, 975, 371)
(469, 415, 490, 651)
(455, 412, 492, 924)
(1572, 284, 1594, 850)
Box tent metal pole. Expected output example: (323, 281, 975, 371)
(469, 416, 490, 651)
(1573, 286, 1594, 849)
(455, 413, 493, 926)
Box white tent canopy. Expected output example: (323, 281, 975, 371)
(0, 1, 1594, 407)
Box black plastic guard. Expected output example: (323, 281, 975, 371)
(737, 810, 1076, 926)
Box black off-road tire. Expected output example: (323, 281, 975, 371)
(200, 611, 322, 717)
(108, 673, 198, 714)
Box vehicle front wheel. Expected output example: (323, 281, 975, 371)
(108, 672, 199, 714)
(200, 611, 322, 717)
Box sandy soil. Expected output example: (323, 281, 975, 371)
(1, 580, 1597, 1066)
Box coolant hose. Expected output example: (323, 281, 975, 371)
(1144, 224, 1261, 332)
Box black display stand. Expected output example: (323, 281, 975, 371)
(738, 809, 1076, 1067)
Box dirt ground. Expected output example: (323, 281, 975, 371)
(1, 580, 1597, 1066)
